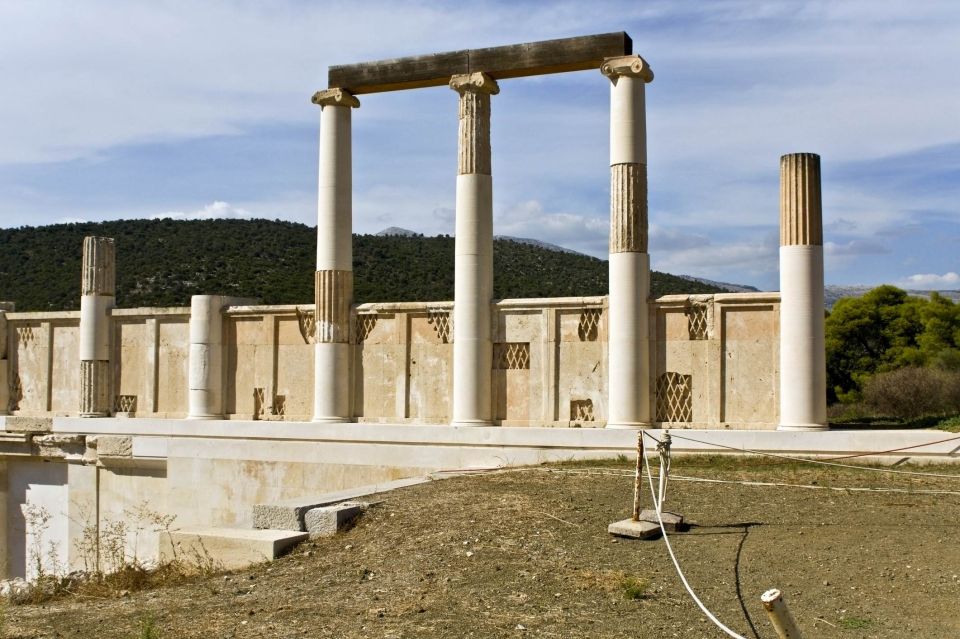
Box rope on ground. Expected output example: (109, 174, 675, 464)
(534, 466, 960, 496)
(665, 432, 960, 480)
(821, 433, 960, 460)
(640, 439, 749, 639)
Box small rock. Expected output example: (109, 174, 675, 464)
(466, 551, 474, 557)
(516, 624, 527, 631)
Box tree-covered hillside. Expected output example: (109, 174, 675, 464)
(0, 219, 722, 311)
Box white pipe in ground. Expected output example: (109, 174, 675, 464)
(761, 588, 804, 639)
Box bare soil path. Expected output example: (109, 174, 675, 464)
(6, 456, 960, 638)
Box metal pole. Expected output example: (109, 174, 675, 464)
(632, 431, 644, 521)
(761, 589, 804, 639)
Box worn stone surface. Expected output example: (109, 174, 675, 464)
(304, 501, 364, 538)
(94, 435, 133, 458)
(159, 528, 308, 570)
(450, 72, 499, 176)
(252, 504, 309, 532)
(638, 509, 685, 532)
(81, 236, 116, 296)
(780, 153, 823, 247)
(32, 434, 86, 459)
(607, 518, 661, 540)
(610, 163, 648, 253)
(314, 270, 352, 344)
(4, 416, 53, 433)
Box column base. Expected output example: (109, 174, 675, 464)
(777, 423, 829, 431)
(450, 419, 495, 428)
(186, 414, 224, 420)
(605, 421, 651, 430)
(312, 416, 353, 424)
(79, 412, 110, 418)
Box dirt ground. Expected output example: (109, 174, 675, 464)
(6, 455, 960, 638)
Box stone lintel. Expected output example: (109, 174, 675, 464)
(328, 32, 632, 94)
(601, 55, 654, 82)
(311, 88, 360, 108)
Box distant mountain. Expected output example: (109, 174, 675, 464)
(375, 227, 420, 237)
(493, 235, 586, 256)
(0, 219, 724, 311)
(678, 275, 760, 294)
(825, 285, 960, 309)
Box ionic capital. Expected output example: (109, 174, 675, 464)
(311, 88, 361, 108)
(449, 72, 500, 96)
(601, 55, 654, 83)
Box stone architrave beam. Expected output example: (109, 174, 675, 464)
(328, 33, 632, 94)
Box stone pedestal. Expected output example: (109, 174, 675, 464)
(188, 295, 253, 419)
(778, 153, 827, 430)
(311, 88, 360, 423)
(602, 56, 653, 429)
(450, 72, 499, 426)
(79, 237, 115, 417)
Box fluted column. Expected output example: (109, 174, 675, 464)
(79, 236, 115, 416)
(779, 153, 827, 430)
(450, 72, 499, 426)
(602, 56, 653, 429)
(310, 88, 359, 422)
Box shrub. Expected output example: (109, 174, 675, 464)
(862, 367, 960, 419)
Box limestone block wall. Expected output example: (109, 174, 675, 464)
(112, 308, 191, 418)
(653, 292, 780, 429)
(2, 293, 781, 428)
(5, 312, 82, 416)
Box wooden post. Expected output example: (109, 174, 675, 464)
(761, 589, 804, 639)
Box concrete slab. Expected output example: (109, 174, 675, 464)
(159, 528, 308, 570)
(638, 509, 685, 532)
(253, 477, 431, 531)
(304, 502, 364, 538)
(608, 518, 661, 540)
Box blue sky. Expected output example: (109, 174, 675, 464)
(1, 0, 958, 291)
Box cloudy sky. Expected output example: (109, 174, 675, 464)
(1, 1, 957, 291)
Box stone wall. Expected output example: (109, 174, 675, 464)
(2, 293, 781, 428)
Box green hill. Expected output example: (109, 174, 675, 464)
(0, 219, 722, 311)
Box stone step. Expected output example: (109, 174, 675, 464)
(253, 476, 431, 531)
(159, 527, 308, 571)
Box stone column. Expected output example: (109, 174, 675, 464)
(0, 302, 13, 415)
(450, 72, 499, 427)
(311, 88, 360, 422)
(779, 153, 828, 430)
(79, 236, 115, 417)
(188, 295, 227, 419)
(602, 56, 653, 429)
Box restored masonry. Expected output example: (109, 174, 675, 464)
(0, 33, 856, 579)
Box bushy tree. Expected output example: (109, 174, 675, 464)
(826, 286, 960, 403)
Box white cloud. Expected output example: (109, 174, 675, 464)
(824, 240, 891, 256)
(153, 201, 251, 221)
(895, 272, 960, 290)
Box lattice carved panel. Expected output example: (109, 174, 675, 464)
(656, 372, 692, 423)
(427, 310, 451, 344)
(570, 399, 595, 423)
(494, 342, 530, 370)
(355, 314, 378, 344)
(578, 309, 601, 342)
(114, 395, 137, 413)
(686, 304, 709, 341)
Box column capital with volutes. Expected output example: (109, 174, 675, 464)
(601, 55, 654, 83)
(311, 88, 361, 108)
(449, 72, 500, 96)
